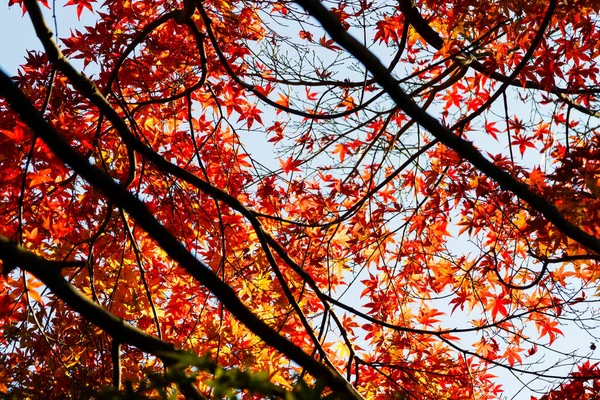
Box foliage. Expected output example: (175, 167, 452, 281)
(94, 350, 332, 399)
(2, 0, 600, 398)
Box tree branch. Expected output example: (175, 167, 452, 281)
(0, 67, 362, 400)
(293, 0, 600, 258)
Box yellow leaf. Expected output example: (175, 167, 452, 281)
(27, 286, 43, 303)
(29, 169, 54, 187)
(331, 341, 350, 359)
(212, 0, 232, 12)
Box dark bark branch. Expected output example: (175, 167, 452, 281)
(293, 0, 600, 258)
(448, 0, 555, 133)
(0, 238, 205, 400)
(397, 0, 444, 50)
(111, 340, 121, 390)
(17, 3, 357, 391)
(0, 68, 362, 400)
(16, 4, 360, 392)
(398, 0, 600, 115)
(196, 1, 384, 120)
(0, 236, 176, 356)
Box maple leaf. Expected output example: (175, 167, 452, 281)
(338, 95, 355, 112)
(332, 143, 350, 162)
(0, 125, 25, 141)
(299, 30, 313, 41)
(503, 346, 523, 367)
(374, 16, 402, 44)
(449, 290, 469, 314)
(527, 344, 538, 357)
(474, 337, 499, 360)
(319, 35, 342, 51)
(418, 307, 444, 327)
(487, 294, 509, 320)
(64, 0, 95, 19)
(24, 227, 38, 241)
(330, 226, 351, 247)
(485, 121, 501, 140)
(511, 133, 537, 156)
(238, 104, 263, 128)
(274, 93, 289, 114)
(267, 121, 285, 143)
(279, 157, 302, 174)
(29, 168, 54, 187)
(528, 167, 546, 189)
(429, 220, 451, 240)
(270, 2, 288, 14)
(442, 88, 463, 109)
(305, 87, 319, 101)
(537, 319, 563, 345)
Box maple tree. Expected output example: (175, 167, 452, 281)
(3, 0, 600, 398)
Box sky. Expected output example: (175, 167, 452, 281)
(0, 1, 91, 75)
(0, 4, 39, 75)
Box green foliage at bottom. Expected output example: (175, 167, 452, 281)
(95, 350, 343, 400)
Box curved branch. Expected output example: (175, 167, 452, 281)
(293, 0, 600, 258)
(0, 237, 201, 400)
(450, 1, 558, 131)
(397, 0, 443, 50)
(0, 236, 176, 357)
(493, 259, 549, 291)
(0, 68, 363, 400)
(398, 0, 600, 114)
(197, 2, 384, 120)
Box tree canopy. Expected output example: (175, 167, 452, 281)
(2, 0, 600, 398)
